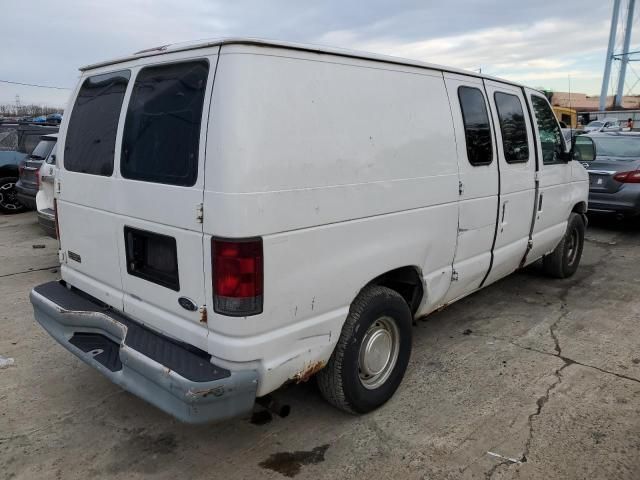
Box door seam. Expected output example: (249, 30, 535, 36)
(518, 88, 542, 268)
(478, 79, 502, 289)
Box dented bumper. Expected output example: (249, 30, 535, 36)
(30, 281, 258, 424)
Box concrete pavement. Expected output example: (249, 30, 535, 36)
(1, 212, 639, 479)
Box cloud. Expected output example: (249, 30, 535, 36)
(315, 18, 611, 91)
(0, 0, 628, 106)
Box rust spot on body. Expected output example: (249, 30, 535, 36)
(293, 361, 325, 383)
(436, 303, 450, 312)
(199, 305, 208, 324)
(187, 386, 224, 399)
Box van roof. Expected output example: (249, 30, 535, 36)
(80, 36, 525, 89)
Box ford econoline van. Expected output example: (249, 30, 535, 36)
(30, 38, 592, 423)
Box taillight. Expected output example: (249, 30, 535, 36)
(53, 198, 60, 240)
(212, 237, 263, 316)
(35, 169, 40, 188)
(613, 170, 640, 183)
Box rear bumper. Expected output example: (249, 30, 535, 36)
(37, 208, 56, 238)
(30, 281, 258, 424)
(588, 188, 640, 216)
(15, 187, 36, 210)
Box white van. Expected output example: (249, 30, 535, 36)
(30, 38, 592, 423)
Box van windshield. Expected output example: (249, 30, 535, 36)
(121, 60, 209, 187)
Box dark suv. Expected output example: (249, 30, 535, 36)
(0, 123, 58, 213)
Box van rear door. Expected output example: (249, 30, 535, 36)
(58, 55, 217, 350)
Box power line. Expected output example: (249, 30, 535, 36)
(0, 79, 71, 90)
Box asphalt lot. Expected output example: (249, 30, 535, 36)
(1, 211, 639, 480)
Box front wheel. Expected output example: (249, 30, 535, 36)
(0, 177, 26, 214)
(543, 212, 585, 278)
(317, 285, 412, 414)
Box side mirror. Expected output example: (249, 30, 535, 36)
(48, 154, 56, 165)
(572, 136, 596, 162)
(557, 130, 574, 162)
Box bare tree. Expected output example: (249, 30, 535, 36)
(0, 103, 64, 117)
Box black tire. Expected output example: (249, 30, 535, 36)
(543, 212, 585, 278)
(317, 285, 412, 414)
(0, 177, 26, 214)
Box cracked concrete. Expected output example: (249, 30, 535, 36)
(1, 212, 640, 480)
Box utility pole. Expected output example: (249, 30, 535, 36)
(600, 0, 621, 111)
(14, 94, 21, 116)
(615, 0, 636, 107)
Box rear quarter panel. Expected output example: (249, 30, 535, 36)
(203, 46, 459, 394)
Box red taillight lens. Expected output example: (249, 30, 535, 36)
(212, 237, 263, 316)
(53, 198, 60, 240)
(613, 170, 640, 183)
(35, 169, 40, 188)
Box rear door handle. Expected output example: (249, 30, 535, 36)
(538, 193, 544, 211)
(501, 202, 507, 224)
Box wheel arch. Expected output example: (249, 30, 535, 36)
(0, 164, 18, 178)
(572, 201, 587, 214)
(572, 201, 588, 226)
(366, 265, 424, 315)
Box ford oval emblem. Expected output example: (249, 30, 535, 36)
(178, 297, 198, 311)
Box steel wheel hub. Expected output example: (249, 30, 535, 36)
(358, 316, 400, 390)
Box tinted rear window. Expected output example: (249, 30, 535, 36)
(494, 92, 529, 163)
(121, 61, 209, 186)
(592, 136, 640, 158)
(65, 70, 131, 175)
(30, 139, 55, 160)
(23, 134, 43, 155)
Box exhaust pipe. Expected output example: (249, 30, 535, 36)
(256, 395, 291, 418)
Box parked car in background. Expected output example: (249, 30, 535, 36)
(577, 132, 640, 218)
(15, 134, 57, 210)
(583, 119, 622, 133)
(36, 136, 58, 237)
(45, 113, 63, 124)
(0, 123, 58, 213)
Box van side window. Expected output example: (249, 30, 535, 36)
(457, 86, 493, 166)
(494, 92, 529, 163)
(121, 60, 209, 187)
(65, 70, 130, 176)
(530, 95, 565, 165)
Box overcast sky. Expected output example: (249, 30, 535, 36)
(1, 0, 636, 109)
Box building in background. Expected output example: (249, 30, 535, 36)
(547, 91, 640, 127)
(552, 106, 577, 128)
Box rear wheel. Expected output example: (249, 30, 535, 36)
(317, 285, 412, 414)
(543, 212, 585, 278)
(0, 177, 26, 214)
